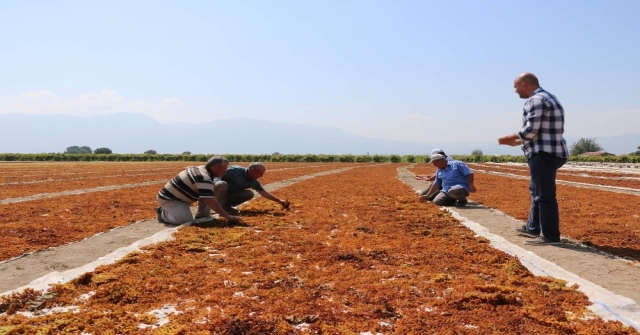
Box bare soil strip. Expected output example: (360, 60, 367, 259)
(0, 180, 167, 205)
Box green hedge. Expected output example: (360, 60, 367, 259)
(1, 153, 639, 163)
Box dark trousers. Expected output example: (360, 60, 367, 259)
(525, 152, 567, 242)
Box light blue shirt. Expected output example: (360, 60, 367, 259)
(433, 160, 473, 194)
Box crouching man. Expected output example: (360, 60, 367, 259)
(196, 162, 290, 218)
(418, 153, 476, 207)
(156, 156, 240, 226)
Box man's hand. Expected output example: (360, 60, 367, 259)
(415, 174, 435, 181)
(498, 133, 521, 146)
(280, 199, 291, 210)
(469, 185, 477, 193)
(418, 195, 431, 202)
(224, 215, 241, 223)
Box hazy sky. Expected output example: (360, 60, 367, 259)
(1, 1, 639, 144)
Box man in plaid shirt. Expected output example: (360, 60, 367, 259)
(498, 73, 568, 246)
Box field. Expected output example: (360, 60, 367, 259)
(0, 161, 639, 334)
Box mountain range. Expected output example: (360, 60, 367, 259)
(1, 113, 638, 155)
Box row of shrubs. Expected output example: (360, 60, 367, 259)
(1, 153, 640, 163)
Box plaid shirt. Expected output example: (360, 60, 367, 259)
(517, 87, 568, 159)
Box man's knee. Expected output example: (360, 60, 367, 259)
(214, 181, 228, 193)
(447, 186, 468, 200)
(163, 207, 193, 225)
(227, 190, 254, 206)
(432, 193, 453, 206)
(233, 190, 255, 203)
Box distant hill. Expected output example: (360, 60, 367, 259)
(1, 113, 638, 155)
(1, 113, 432, 155)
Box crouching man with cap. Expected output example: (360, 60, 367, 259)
(415, 148, 452, 201)
(418, 153, 476, 207)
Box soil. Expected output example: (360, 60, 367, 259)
(1, 162, 639, 312)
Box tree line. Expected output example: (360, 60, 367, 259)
(3, 139, 637, 163)
(63, 138, 640, 158)
(2, 153, 639, 163)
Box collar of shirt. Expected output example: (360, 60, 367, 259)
(531, 87, 544, 97)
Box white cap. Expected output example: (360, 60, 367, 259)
(431, 148, 444, 156)
(429, 153, 446, 163)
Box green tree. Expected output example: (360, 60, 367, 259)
(94, 147, 113, 154)
(389, 155, 402, 163)
(64, 146, 80, 154)
(181, 151, 191, 155)
(65, 146, 92, 154)
(569, 138, 604, 156)
(144, 150, 158, 155)
(630, 146, 640, 156)
(471, 149, 484, 156)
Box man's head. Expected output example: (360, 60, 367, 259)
(205, 156, 230, 177)
(430, 148, 447, 157)
(429, 153, 448, 168)
(247, 162, 266, 179)
(513, 72, 540, 99)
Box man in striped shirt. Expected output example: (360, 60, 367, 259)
(498, 73, 568, 246)
(156, 156, 240, 226)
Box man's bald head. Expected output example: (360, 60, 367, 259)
(514, 72, 540, 99)
(247, 162, 266, 179)
(516, 72, 540, 87)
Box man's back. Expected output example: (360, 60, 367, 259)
(221, 166, 265, 193)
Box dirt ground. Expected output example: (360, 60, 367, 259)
(2, 163, 639, 311)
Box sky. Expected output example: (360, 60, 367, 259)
(1, 1, 639, 145)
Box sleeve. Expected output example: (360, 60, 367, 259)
(251, 180, 265, 192)
(458, 162, 473, 177)
(433, 174, 442, 187)
(196, 182, 215, 199)
(517, 97, 544, 141)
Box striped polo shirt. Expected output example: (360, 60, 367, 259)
(157, 165, 215, 204)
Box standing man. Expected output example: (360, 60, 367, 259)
(418, 153, 476, 207)
(196, 162, 290, 218)
(498, 73, 568, 246)
(156, 156, 240, 226)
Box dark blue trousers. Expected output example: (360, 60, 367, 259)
(525, 152, 567, 242)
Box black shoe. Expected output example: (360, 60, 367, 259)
(456, 199, 468, 207)
(156, 207, 167, 224)
(514, 226, 539, 238)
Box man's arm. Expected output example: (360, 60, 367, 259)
(467, 173, 476, 193)
(517, 99, 544, 141)
(204, 198, 240, 222)
(418, 181, 440, 201)
(415, 174, 436, 181)
(498, 133, 523, 146)
(257, 190, 290, 209)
